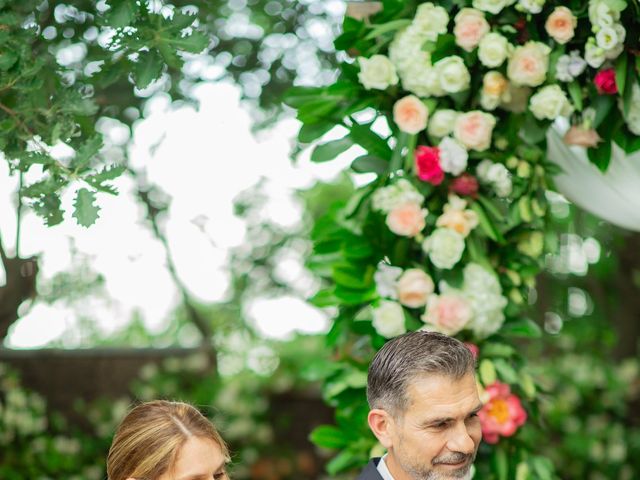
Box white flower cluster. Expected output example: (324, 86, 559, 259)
(389, 3, 470, 98)
(462, 263, 509, 338)
(517, 0, 545, 14)
(477, 159, 512, 197)
(555, 50, 588, 82)
(371, 178, 424, 213)
(585, 0, 627, 68)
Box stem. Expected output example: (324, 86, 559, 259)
(15, 173, 23, 258)
(403, 133, 417, 173)
(389, 131, 408, 174)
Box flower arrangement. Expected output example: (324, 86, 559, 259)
(284, 0, 640, 476)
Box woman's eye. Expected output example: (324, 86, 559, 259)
(213, 472, 226, 479)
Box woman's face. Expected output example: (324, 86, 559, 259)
(158, 436, 228, 480)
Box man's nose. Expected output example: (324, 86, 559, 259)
(447, 422, 476, 454)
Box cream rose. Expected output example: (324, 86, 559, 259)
(585, 39, 606, 68)
(529, 84, 574, 120)
(438, 137, 468, 175)
(386, 202, 427, 237)
(434, 56, 471, 94)
(397, 269, 435, 308)
(421, 293, 473, 335)
(473, 0, 515, 14)
(478, 32, 511, 68)
(454, 8, 490, 52)
(517, 0, 545, 14)
(428, 109, 459, 137)
(507, 41, 551, 87)
(481, 71, 509, 110)
(545, 7, 577, 44)
(393, 95, 429, 134)
(422, 228, 466, 270)
(436, 195, 479, 237)
(372, 301, 407, 338)
(357, 55, 399, 90)
(453, 111, 496, 151)
(413, 2, 450, 41)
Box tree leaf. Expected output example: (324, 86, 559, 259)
(73, 188, 100, 227)
(351, 154, 388, 174)
(160, 30, 210, 54)
(615, 52, 628, 96)
(586, 139, 612, 172)
(349, 122, 392, 159)
(311, 137, 353, 163)
(568, 81, 583, 111)
(71, 135, 103, 172)
(32, 194, 64, 226)
(133, 49, 164, 89)
(500, 317, 542, 338)
(105, 0, 137, 28)
(309, 425, 349, 449)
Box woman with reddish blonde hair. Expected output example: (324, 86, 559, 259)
(107, 400, 230, 480)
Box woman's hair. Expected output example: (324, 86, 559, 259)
(107, 400, 229, 480)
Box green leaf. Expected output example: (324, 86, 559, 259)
(364, 19, 411, 40)
(32, 194, 64, 226)
(105, 0, 136, 27)
(567, 81, 583, 111)
(428, 34, 456, 63)
(470, 202, 505, 244)
(309, 425, 349, 449)
(0, 50, 17, 71)
(134, 50, 164, 89)
(615, 52, 628, 96)
(73, 189, 100, 227)
(311, 137, 353, 163)
(85, 164, 126, 194)
(72, 136, 103, 172)
(349, 123, 392, 159)
(170, 11, 198, 30)
(479, 359, 497, 385)
(326, 449, 361, 475)
(297, 121, 334, 144)
(160, 30, 210, 54)
(500, 318, 542, 338)
(493, 358, 519, 384)
(351, 154, 388, 174)
(519, 114, 548, 145)
(587, 139, 612, 172)
(22, 177, 66, 198)
(492, 447, 509, 480)
(591, 95, 615, 128)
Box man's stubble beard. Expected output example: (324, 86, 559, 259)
(395, 436, 476, 480)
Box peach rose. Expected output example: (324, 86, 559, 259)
(507, 41, 551, 87)
(483, 71, 509, 97)
(421, 293, 473, 335)
(397, 268, 435, 308)
(393, 95, 429, 134)
(563, 125, 602, 147)
(545, 7, 577, 44)
(436, 196, 479, 237)
(386, 202, 427, 237)
(453, 111, 496, 151)
(454, 8, 490, 52)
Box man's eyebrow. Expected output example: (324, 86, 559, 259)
(420, 403, 484, 427)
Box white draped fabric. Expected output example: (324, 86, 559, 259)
(547, 121, 640, 232)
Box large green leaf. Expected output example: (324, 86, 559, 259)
(73, 188, 100, 227)
(311, 137, 353, 163)
(349, 123, 392, 159)
(309, 425, 350, 449)
(351, 154, 388, 174)
(500, 317, 542, 338)
(133, 50, 165, 90)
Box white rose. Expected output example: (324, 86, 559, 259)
(397, 268, 435, 308)
(357, 55, 399, 90)
(428, 109, 459, 137)
(473, 0, 516, 14)
(389, 26, 431, 76)
(588, 0, 622, 28)
(507, 41, 551, 87)
(372, 301, 407, 338)
(462, 263, 508, 337)
(517, 0, 545, 14)
(422, 228, 466, 270)
(413, 2, 450, 41)
(438, 137, 468, 175)
(372, 179, 424, 213)
(476, 159, 493, 182)
(529, 84, 574, 120)
(393, 95, 429, 134)
(478, 32, 511, 68)
(374, 263, 404, 299)
(585, 39, 606, 68)
(487, 163, 512, 197)
(454, 8, 490, 52)
(434, 56, 471, 94)
(453, 110, 496, 151)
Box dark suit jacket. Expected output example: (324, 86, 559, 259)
(356, 458, 384, 480)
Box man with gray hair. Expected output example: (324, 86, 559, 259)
(357, 331, 482, 480)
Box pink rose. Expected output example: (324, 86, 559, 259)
(594, 68, 618, 95)
(563, 126, 602, 147)
(507, 41, 551, 87)
(421, 293, 473, 335)
(453, 111, 496, 151)
(397, 268, 435, 308)
(479, 381, 527, 444)
(386, 202, 427, 237)
(415, 146, 445, 185)
(393, 95, 429, 134)
(464, 342, 480, 360)
(454, 8, 490, 52)
(450, 173, 479, 197)
(545, 7, 577, 44)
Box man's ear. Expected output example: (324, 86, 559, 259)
(368, 408, 396, 449)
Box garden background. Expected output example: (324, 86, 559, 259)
(0, 1, 639, 479)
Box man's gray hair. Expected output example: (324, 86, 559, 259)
(366, 331, 476, 416)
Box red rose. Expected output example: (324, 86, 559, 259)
(415, 146, 444, 185)
(594, 68, 618, 95)
(449, 173, 479, 197)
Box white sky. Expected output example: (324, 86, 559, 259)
(0, 81, 361, 348)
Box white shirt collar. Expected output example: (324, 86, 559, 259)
(376, 454, 396, 480)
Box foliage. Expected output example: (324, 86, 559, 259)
(0, 0, 341, 227)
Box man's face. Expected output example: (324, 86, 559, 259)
(385, 373, 482, 480)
